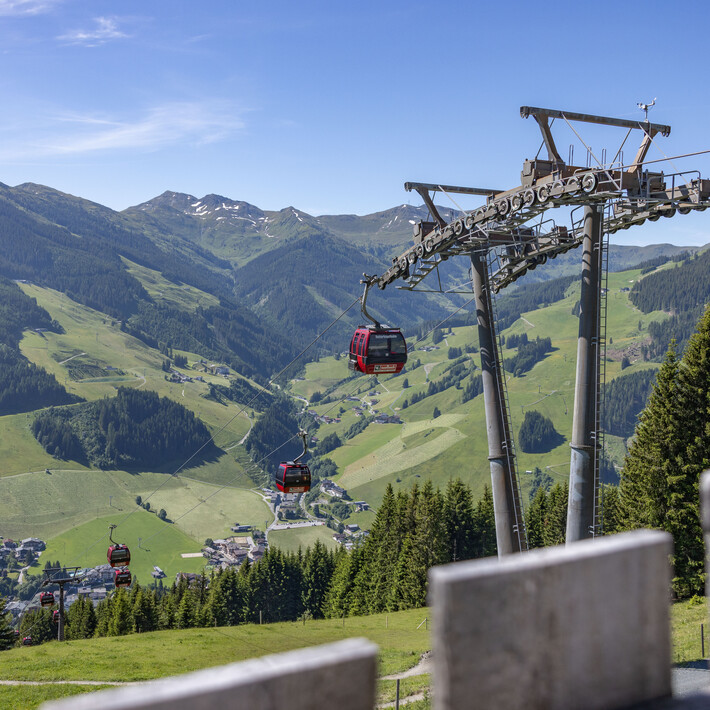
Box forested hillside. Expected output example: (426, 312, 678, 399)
(32, 388, 215, 469)
(233, 231, 449, 353)
(602, 368, 658, 439)
(630, 250, 709, 357)
(0, 184, 296, 378)
(0, 278, 78, 415)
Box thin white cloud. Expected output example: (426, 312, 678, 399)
(0, 0, 60, 15)
(0, 102, 246, 160)
(57, 16, 128, 46)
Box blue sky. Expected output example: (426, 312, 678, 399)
(1, 0, 710, 245)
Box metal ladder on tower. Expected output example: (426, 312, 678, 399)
(487, 250, 528, 551)
(591, 215, 610, 536)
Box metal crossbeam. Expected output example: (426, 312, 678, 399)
(371, 106, 710, 556)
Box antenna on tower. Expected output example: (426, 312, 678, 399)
(637, 98, 656, 122)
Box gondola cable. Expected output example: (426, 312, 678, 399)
(69, 295, 362, 563)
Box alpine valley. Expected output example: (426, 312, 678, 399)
(0, 180, 705, 592)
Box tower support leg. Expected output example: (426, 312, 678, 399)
(470, 250, 525, 555)
(58, 584, 65, 642)
(567, 205, 603, 543)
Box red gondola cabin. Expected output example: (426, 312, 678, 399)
(275, 463, 311, 494)
(348, 327, 407, 375)
(22, 636, 32, 646)
(114, 568, 132, 588)
(107, 544, 131, 568)
(53, 610, 61, 624)
(39, 591, 55, 608)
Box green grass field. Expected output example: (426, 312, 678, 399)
(0, 607, 431, 682)
(0, 263, 677, 572)
(0, 596, 702, 710)
(268, 524, 339, 552)
(0, 466, 268, 542)
(33, 511, 207, 583)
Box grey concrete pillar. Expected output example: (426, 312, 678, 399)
(567, 205, 603, 543)
(429, 530, 673, 710)
(470, 250, 525, 555)
(42, 638, 378, 710)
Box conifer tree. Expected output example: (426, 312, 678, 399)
(472, 485, 497, 557)
(665, 314, 710, 595)
(302, 540, 333, 619)
(176, 590, 196, 629)
(600, 484, 621, 535)
(526, 485, 547, 549)
(131, 587, 157, 633)
(19, 609, 54, 644)
(443, 479, 477, 561)
(543, 482, 568, 547)
(94, 596, 113, 637)
(618, 323, 710, 596)
(322, 547, 359, 618)
(618, 344, 680, 530)
(0, 597, 15, 650)
(360, 485, 401, 613)
(66, 595, 97, 639)
(108, 589, 132, 636)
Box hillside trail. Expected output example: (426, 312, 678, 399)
(57, 352, 86, 365)
(380, 651, 431, 680)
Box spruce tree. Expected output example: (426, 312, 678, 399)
(66, 595, 97, 639)
(443, 479, 477, 561)
(618, 344, 680, 530)
(543, 482, 568, 547)
(526, 485, 547, 549)
(0, 597, 15, 650)
(108, 589, 132, 636)
(618, 325, 710, 596)
(666, 313, 710, 595)
(302, 540, 333, 619)
(472, 485, 497, 557)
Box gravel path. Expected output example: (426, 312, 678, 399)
(673, 665, 710, 697)
(381, 652, 431, 680)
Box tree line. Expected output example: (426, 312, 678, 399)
(5, 478, 497, 646)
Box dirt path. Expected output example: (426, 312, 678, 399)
(57, 352, 86, 365)
(381, 652, 432, 680)
(520, 316, 535, 328)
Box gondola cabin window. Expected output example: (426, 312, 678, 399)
(349, 327, 407, 375)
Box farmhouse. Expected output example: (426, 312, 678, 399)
(321, 480, 346, 498)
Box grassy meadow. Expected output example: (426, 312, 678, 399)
(0, 607, 432, 708)
(0, 598, 704, 709)
(0, 260, 673, 571)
